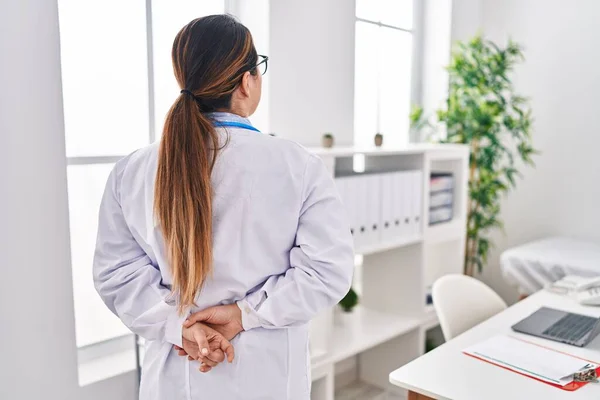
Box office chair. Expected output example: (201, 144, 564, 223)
(433, 274, 507, 341)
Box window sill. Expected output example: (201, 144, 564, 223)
(77, 334, 139, 386)
(78, 347, 137, 386)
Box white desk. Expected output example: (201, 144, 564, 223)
(389, 290, 600, 400)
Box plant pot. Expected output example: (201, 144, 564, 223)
(334, 305, 355, 325)
(322, 134, 334, 148)
(374, 133, 383, 147)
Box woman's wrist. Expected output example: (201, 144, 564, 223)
(236, 299, 261, 331)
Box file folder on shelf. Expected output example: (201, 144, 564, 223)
(366, 174, 381, 246)
(410, 170, 423, 236)
(401, 172, 413, 238)
(380, 173, 394, 242)
(346, 176, 361, 249)
(429, 190, 453, 208)
(429, 206, 453, 225)
(338, 170, 425, 250)
(353, 175, 368, 249)
(430, 172, 454, 192)
(429, 172, 454, 226)
(391, 172, 404, 239)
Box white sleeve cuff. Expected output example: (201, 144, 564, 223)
(236, 299, 262, 331)
(164, 308, 190, 347)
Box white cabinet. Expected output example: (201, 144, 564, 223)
(308, 144, 469, 400)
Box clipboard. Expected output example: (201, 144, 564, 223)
(463, 335, 600, 392)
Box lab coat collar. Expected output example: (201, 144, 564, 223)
(206, 112, 253, 128)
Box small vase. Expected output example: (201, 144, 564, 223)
(322, 134, 334, 148)
(334, 306, 355, 325)
(374, 133, 383, 147)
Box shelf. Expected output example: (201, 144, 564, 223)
(311, 347, 328, 364)
(311, 360, 331, 382)
(427, 149, 470, 161)
(312, 307, 421, 370)
(424, 219, 464, 244)
(356, 234, 423, 256)
(308, 143, 469, 158)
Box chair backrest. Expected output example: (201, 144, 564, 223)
(432, 274, 507, 341)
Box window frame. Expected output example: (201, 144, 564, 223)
(66, 0, 155, 386)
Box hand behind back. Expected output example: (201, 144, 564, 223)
(184, 303, 244, 341)
(179, 322, 234, 373)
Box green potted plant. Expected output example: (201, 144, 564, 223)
(339, 287, 359, 312)
(411, 35, 537, 276)
(321, 132, 335, 148)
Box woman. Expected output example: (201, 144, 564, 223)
(93, 14, 353, 400)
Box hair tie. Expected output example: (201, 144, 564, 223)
(180, 89, 195, 97)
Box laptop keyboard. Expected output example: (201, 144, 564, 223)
(542, 314, 597, 342)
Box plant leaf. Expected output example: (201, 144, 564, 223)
(409, 35, 537, 273)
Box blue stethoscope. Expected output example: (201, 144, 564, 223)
(213, 121, 261, 133)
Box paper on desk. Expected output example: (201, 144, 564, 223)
(547, 275, 597, 294)
(464, 335, 597, 386)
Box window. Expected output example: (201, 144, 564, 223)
(354, 0, 414, 147)
(58, 0, 152, 349)
(58, 0, 231, 378)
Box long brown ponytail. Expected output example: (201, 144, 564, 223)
(155, 15, 258, 312)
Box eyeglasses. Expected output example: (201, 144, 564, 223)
(255, 54, 268, 76)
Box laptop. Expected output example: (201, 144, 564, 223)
(511, 307, 600, 347)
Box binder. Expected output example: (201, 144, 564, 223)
(389, 173, 399, 239)
(429, 205, 453, 225)
(353, 175, 368, 250)
(429, 190, 453, 208)
(361, 174, 373, 248)
(411, 171, 423, 236)
(430, 173, 454, 192)
(391, 172, 404, 238)
(366, 174, 381, 246)
(344, 176, 359, 249)
(380, 173, 394, 242)
(401, 172, 412, 238)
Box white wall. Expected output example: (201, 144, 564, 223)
(230, 0, 271, 133)
(457, 0, 600, 303)
(269, 0, 356, 146)
(451, 0, 483, 41)
(0, 1, 136, 398)
(419, 0, 453, 125)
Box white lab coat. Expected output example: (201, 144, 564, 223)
(93, 113, 354, 400)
